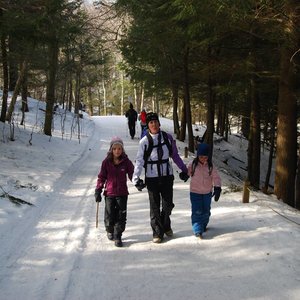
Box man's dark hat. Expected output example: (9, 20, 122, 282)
(146, 112, 159, 124)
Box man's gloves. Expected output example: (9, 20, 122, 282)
(135, 178, 146, 191)
(179, 172, 189, 182)
(212, 186, 221, 202)
(94, 189, 102, 202)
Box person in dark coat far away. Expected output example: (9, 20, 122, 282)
(125, 103, 138, 139)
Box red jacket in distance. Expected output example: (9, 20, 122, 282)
(140, 110, 147, 125)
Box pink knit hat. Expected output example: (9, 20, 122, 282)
(110, 136, 124, 149)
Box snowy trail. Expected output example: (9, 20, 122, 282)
(0, 116, 299, 300)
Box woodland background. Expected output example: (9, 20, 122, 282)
(0, 0, 299, 209)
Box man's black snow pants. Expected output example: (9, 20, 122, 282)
(146, 175, 174, 239)
(128, 121, 136, 139)
(104, 195, 128, 239)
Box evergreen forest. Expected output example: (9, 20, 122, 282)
(0, 0, 299, 209)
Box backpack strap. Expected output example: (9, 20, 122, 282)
(143, 131, 172, 176)
(208, 159, 213, 176)
(191, 158, 198, 177)
(143, 132, 153, 165)
(161, 131, 172, 156)
(191, 157, 213, 176)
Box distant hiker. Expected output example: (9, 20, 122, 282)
(138, 109, 147, 138)
(133, 112, 189, 244)
(125, 103, 138, 139)
(94, 137, 134, 247)
(187, 143, 221, 239)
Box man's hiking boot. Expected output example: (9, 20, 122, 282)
(107, 232, 113, 241)
(114, 239, 123, 247)
(152, 237, 162, 243)
(165, 229, 173, 237)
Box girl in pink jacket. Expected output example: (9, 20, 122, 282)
(187, 143, 221, 239)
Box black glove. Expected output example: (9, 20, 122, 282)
(212, 186, 221, 202)
(135, 178, 146, 191)
(179, 172, 189, 182)
(94, 189, 102, 202)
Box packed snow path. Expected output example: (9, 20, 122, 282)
(0, 116, 299, 300)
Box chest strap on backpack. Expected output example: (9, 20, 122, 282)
(143, 131, 172, 177)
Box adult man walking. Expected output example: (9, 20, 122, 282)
(132, 112, 189, 243)
(125, 103, 138, 139)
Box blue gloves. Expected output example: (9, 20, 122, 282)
(179, 172, 189, 182)
(94, 189, 102, 202)
(212, 187, 221, 202)
(135, 178, 146, 191)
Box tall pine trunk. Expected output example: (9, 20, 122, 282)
(275, 47, 297, 207)
(182, 47, 194, 152)
(44, 39, 59, 136)
(6, 60, 27, 122)
(296, 148, 300, 209)
(8, 35, 18, 92)
(274, 1, 299, 208)
(205, 46, 216, 157)
(179, 101, 186, 142)
(171, 81, 180, 138)
(247, 75, 261, 189)
(20, 64, 29, 126)
(0, 31, 9, 123)
(263, 113, 276, 193)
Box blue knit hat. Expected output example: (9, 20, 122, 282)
(197, 143, 209, 156)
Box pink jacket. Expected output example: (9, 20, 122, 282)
(188, 161, 221, 194)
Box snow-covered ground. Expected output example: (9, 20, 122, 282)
(0, 96, 299, 300)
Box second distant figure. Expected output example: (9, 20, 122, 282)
(125, 103, 138, 139)
(138, 109, 147, 138)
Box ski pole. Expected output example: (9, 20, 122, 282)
(96, 201, 99, 228)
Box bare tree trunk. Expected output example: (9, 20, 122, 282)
(182, 47, 194, 152)
(0, 31, 9, 123)
(6, 60, 27, 122)
(248, 75, 261, 189)
(179, 100, 186, 142)
(8, 35, 18, 92)
(120, 71, 124, 115)
(74, 70, 81, 115)
(68, 78, 73, 112)
(87, 86, 93, 116)
(139, 82, 144, 112)
(20, 63, 29, 125)
(263, 113, 276, 194)
(216, 95, 227, 137)
(171, 81, 180, 137)
(296, 148, 300, 209)
(241, 88, 250, 139)
(275, 47, 298, 207)
(206, 73, 215, 158)
(274, 0, 299, 208)
(44, 39, 59, 136)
